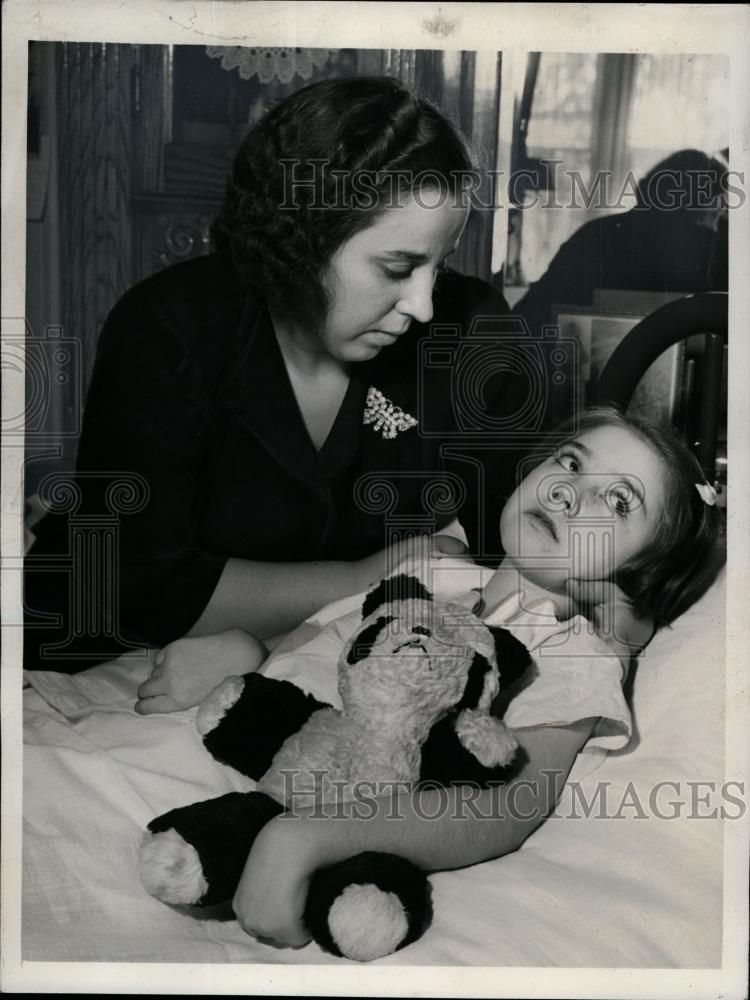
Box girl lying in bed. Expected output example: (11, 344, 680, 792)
(135, 405, 725, 948)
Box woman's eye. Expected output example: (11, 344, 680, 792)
(383, 259, 449, 282)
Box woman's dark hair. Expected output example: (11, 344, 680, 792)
(524, 406, 726, 628)
(211, 76, 476, 330)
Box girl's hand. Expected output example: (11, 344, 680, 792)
(135, 629, 267, 715)
(232, 818, 315, 949)
(567, 578, 655, 664)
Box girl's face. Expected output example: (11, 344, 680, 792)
(499, 424, 667, 592)
(315, 191, 469, 362)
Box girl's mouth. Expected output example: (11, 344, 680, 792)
(528, 509, 558, 541)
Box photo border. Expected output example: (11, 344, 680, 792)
(2, 2, 749, 996)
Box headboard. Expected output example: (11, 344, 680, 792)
(593, 292, 728, 487)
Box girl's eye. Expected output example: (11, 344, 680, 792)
(555, 450, 580, 474)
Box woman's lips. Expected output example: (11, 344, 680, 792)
(365, 329, 406, 347)
(365, 332, 397, 348)
(527, 509, 558, 541)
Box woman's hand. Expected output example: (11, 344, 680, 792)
(135, 629, 267, 715)
(232, 817, 316, 949)
(567, 578, 655, 664)
(432, 534, 470, 557)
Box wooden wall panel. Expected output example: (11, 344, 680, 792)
(56, 43, 134, 403)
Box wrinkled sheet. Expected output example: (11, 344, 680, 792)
(22, 565, 726, 966)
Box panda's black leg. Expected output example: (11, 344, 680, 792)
(304, 852, 432, 961)
(196, 673, 330, 779)
(139, 790, 283, 907)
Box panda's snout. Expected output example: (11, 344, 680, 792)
(393, 637, 429, 655)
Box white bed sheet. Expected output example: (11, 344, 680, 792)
(22, 566, 726, 966)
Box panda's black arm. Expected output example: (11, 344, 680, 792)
(198, 673, 331, 779)
(419, 625, 533, 786)
(419, 714, 529, 786)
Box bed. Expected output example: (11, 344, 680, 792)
(21, 559, 727, 968)
(17, 293, 737, 977)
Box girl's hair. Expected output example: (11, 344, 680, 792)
(527, 405, 726, 628)
(211, 76, 476, 331)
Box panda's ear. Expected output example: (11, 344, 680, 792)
(361, 574, 433, 620)
(486, 626, 532, 687)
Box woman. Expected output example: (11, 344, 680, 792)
(24, 76, 529, 672)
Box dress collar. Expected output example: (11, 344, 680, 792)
(221, 288, 392, 491)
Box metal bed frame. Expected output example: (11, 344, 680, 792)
(592, 292, 728, 484)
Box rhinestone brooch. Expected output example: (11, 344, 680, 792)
(363, 386, 418, 440)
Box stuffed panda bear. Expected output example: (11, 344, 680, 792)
(138, 574, 531, 961)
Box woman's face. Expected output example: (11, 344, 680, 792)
(499, 424, 667, 592)
(316, 190, 469, 362)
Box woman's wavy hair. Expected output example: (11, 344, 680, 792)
(211, 76, 477, 330)
(523, 406, 726, 628)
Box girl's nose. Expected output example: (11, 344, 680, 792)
(551, 480, 581, 517)
(395, 271, 434, 325)
(567, 484, 610, 518)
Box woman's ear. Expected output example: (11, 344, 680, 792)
(361, 574, 433, 620)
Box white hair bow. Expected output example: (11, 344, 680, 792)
(695, 482, 718, 506)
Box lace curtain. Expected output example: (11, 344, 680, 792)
(204, 46, 334, 85)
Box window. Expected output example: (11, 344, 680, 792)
(500, 52, 729, 294)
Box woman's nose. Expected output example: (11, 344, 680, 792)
(395, 271, 434, 325)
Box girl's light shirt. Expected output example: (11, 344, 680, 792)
(261, 556, 632, 756)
